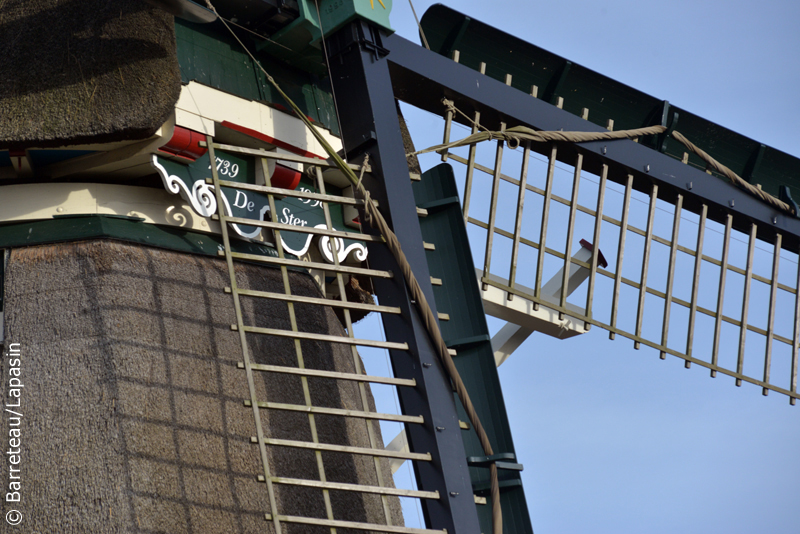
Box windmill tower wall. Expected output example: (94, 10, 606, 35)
(2, 240, 402, 532)
(0, 2, 403, 529)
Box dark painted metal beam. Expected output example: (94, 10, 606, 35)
(326, 21, 481, 534)
(382, 32, 800, 249)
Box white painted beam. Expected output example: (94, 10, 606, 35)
(384, 430, 409, 474)
(539, 245, 593, 302)
(480, 270, 586, 340)
(492, 323, 535, 367)
(480, 240, 606, 347)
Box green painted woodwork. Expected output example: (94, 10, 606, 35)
(413, 164, 533, 534)
(421, 4, 800, 205)
(155, 149, 358, 255)
(175, 19, 340, 135)
(315, 0, 393, 37)
(259, 0, 394, 73)
(0, 215, 291, 263)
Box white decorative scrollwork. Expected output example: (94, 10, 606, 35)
(152, 155, 368, 264)
(165, 205, 194, 227)
(153, 156, 217, 217)
(318, 230, 369, 263)
(281, 226, 318, 257)
(153, 155, 267, 239)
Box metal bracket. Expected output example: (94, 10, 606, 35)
(416, 195, 461, 213)
(467, 452, 524, 472)
(658, 110, 679, 153)
(779, 186, 800, 217)
(472, 478, 524, 495)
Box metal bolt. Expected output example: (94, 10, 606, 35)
(645, 164, 650, 173)
(436, 426, 445, 431)
(602, 146, 607, 155)
(729, 199, 735, 207)
(773, 216, 778, 224)
(686, 182, 692, 190)
(449, 492, 459, 497)
(423, 362, 432, 368)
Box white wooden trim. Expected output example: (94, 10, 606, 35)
(175, 82, 343, 158)
(0, 183, 221, 234)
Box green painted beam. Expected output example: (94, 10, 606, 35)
(421, 4, 800, 205)
(0, 215, 293, 265)
(413, 164, 533, 534)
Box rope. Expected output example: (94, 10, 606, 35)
(670, 131, 793, 214)
(361, 188, 503, 534)
(443, 98, 490, 132)
(204, 2, 504, 532)
(427, 101, 794, 215)
(407, 0, 431, 50)
(412, 123, 667, 155)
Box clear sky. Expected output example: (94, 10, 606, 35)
(358, 2, 800, 533)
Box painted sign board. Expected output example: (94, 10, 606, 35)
(151, 149, 367, 263)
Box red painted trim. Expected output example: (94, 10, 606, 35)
(271, 164, 302, 190)
(220, 121, 324, 160)
(160, 126, 208, 161)
(579, 239, 608, 269)
(156, 149, 197, 163)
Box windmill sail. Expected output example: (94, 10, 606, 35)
(412, 5, 800, 404)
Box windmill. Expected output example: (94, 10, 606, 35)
(1, 1, 797, 533)
(390, 3, 800, 533)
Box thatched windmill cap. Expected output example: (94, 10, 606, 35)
(0, 0, 181, 149)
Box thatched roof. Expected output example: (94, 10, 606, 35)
(0, 0, 181, 149)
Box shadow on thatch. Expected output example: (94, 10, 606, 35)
(0, 0, 181, 148)
(3, 240, 402, 533)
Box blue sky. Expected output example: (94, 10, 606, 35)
(356, 2, 800, 533)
